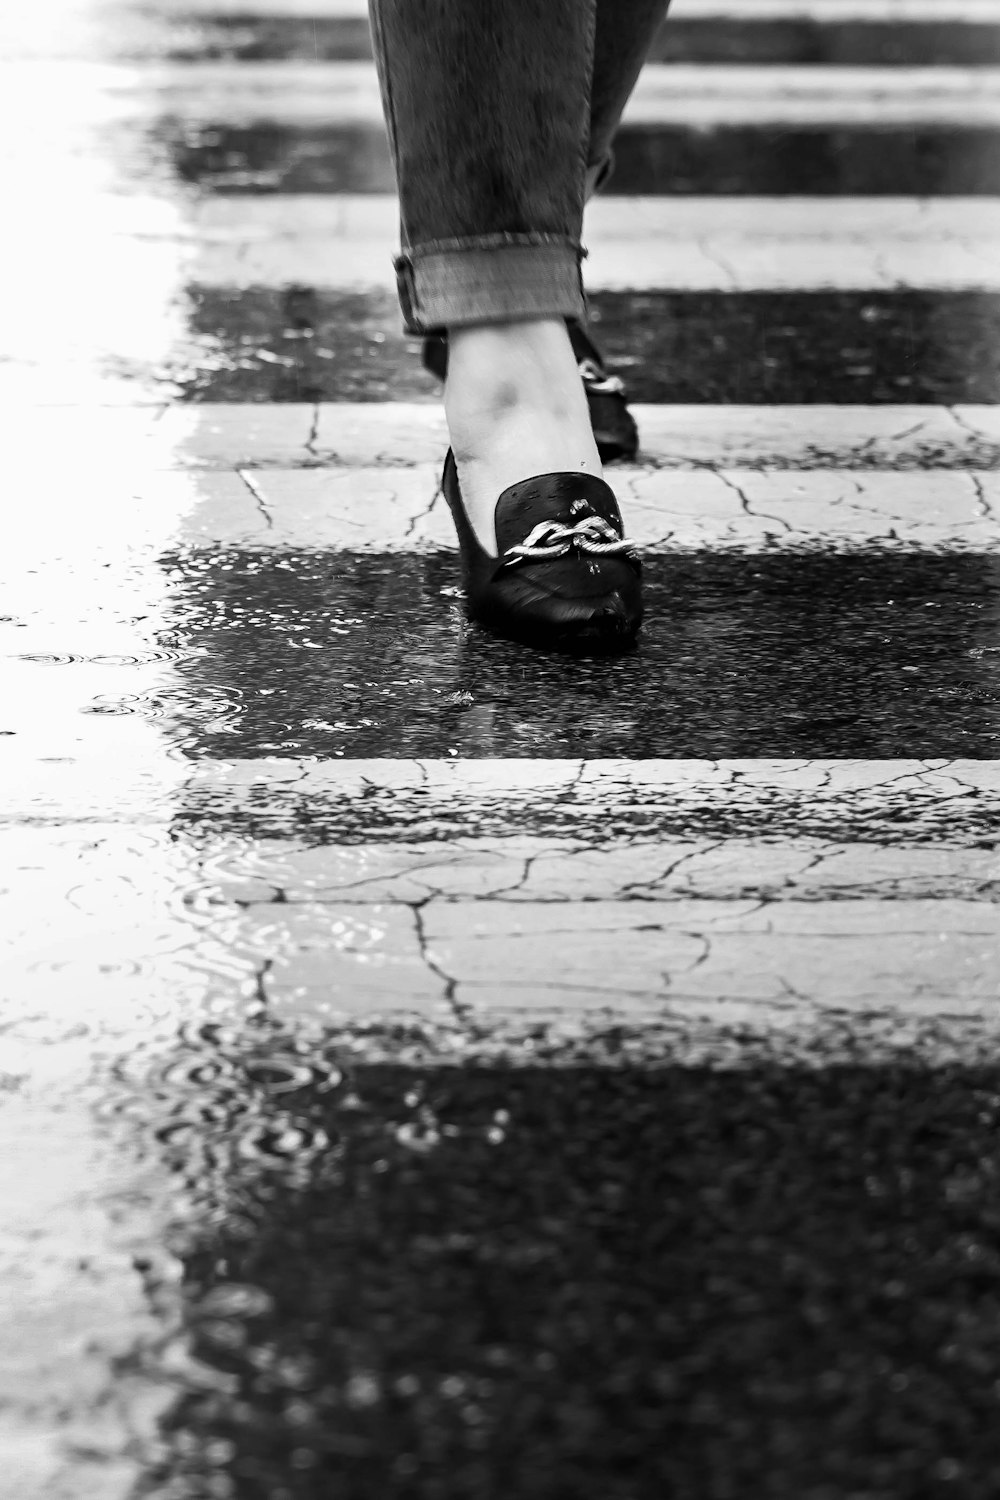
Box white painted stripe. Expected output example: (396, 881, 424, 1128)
(303, 403, 1000, 472)
(184, 759, 1000, 1015)
(177, 195, 1000, 292)
(14, 403, 998, 472)
(9, 460, 994, 553)
(670, 0, 1000, 18)
(12, 754, 998, 831)
(190, 193, 1000, 239)
(12, 62, 1000, 128)
(5, 821, 998, 1026)
(166, 464, 1000, 553)
(174, 0, 372, 15)
(201, 834, 999, 906)
(420, 899, 998, 1016)
(206, 890, 998, 1017)
(182, 756, 1000, 820)
(11, 453, 995, 555)
(169, 0, 1000, 21)
(8, 763, 996, 1030)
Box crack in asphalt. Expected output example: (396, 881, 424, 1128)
(694, 236, 740, 290)
(304, 402, 320, 463)
(716, 469, 794, 535)
(411, 900, 460, 1016)
(403, 478, 442, 543)
(970, 472, 993, 521)
(237, 469, 273, 531)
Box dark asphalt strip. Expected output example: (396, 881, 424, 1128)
(169, 288, 1000, 405)
(164, 122, 1000, 196)
(153, 15, 1000, 67)
(652, 18, 1000, 67)
(128, 1046, 1000, 1500)
(156, 550, 1000, 760)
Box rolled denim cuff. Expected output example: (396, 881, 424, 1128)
(395, 236, 588, 336)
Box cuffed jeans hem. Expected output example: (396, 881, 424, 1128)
(395, 240, 588, 336)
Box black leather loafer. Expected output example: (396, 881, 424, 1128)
(441, 449, 643, 653)
(565, 320, 639, 463)
(423, 321, 639, 464)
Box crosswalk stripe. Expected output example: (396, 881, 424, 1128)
(47, 4, 995, 70)
(304, 403, 1000, 470)
(7, 758, 998, 1026)
(627, 66, 1000, 126)
(156, 752, 1000, 1015)
(13, 61, 1000, 128)
(186, 193, 1000, 239)
(212, 894, 1000, 1017)
(7, 443, 998, 549)
(167, 0, 1000, 21)
(195, 836, 999, 905)
(158, 465, 1000, 553)
(15, 404, 997, 472)
(4, 822, 997, 1026)
(672, 0, 1000, 17)
(176, 195, 1000, 293)
(178, 757, 1000, 840)
(11, 756, 994, 836)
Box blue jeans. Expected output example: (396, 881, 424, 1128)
(368, 0, 669, 333)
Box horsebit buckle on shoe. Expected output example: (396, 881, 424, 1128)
(502, 499, 639, 566)
(577, 358, 626, 397)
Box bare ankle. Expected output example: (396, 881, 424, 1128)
(446, 320, 588, 434)
(447, 319, 578, 390)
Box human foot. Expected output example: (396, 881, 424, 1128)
(444, 318, 604, 555)
(426, 320, 639, 465)
(440, 449, 643, 652)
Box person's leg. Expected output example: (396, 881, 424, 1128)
(368, 0, 667, 555)
(586, 1, 671, 204)
(447, 0, 668, 545)
(369, 0, 600, 552)
(369, 0, 594, 334)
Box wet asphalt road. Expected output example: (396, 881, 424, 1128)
(158, 550, 1000, 760)
(169, 119, 1000, 197)
(174, 288, 1000, 405)
(124, 1035, 1000, 1500)
(3, 2, 1000, 1497)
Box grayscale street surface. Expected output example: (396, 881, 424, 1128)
(2, 1, 1000, 1495)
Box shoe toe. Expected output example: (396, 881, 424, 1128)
(490, 557, 642, 651)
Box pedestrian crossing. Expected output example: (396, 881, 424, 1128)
(4, 0, 998, 1039)
(3, 0, 1000, 1492)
